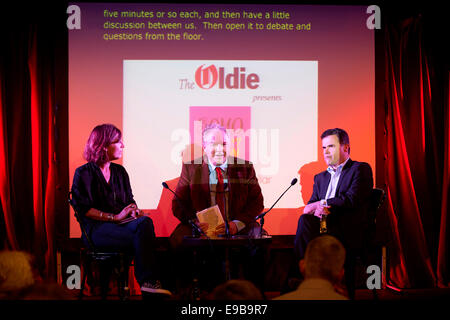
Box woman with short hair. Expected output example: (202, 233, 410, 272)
(71, 123, 170, 296)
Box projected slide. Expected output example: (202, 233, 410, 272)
(69, 3, 374, 237)
(123, 60, 317, 210)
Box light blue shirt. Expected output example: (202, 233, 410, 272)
(322, 157, 350, 206)
(207, 161, 245, 232)
(208, 162, 228, 186)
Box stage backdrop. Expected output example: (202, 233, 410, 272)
(69, 3, 374, 237)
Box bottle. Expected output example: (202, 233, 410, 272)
(191, 278, 200, 300)
(319, 199, 329, 234)
(320, 215, 328, 234)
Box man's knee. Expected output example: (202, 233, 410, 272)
(297, 213, 319, 231)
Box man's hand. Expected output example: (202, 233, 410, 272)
(303, 200, 330, 218)
(197, 222, 209, 234)
(215, 221, 238, 235)
(303, 201, 320, 214)
(313, 204, 330, 218)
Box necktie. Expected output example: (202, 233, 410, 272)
(215, 167, 225, 218)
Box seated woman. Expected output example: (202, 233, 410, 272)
(70, 123, 170, 296)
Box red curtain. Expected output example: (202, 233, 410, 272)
(0, 68, 19, 251)
(437, 73, 450, 287)
(0, 23, 61, 279)
(384, 16, 449, 288)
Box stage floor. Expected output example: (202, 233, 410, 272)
(68, 287, 450, 300)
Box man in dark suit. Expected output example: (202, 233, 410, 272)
(169, 124, 265, 295)
(294, 128, 373, 299)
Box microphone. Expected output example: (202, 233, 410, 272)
(162, 181, 169, 189)
(255, 178, 298, 220)
(188, 219, 208, 237)
(162, 181, 209, 238)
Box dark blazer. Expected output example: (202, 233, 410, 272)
(172, 156, 264, 226)
(309, 159, 373, 248)
(71, 162, 136, 235)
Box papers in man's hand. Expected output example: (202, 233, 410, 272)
(196, 205, 224, 237)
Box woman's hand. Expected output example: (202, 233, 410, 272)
(130, 207, 144, 218)
(115, 203, 137, 221)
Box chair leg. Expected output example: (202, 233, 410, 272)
(79, 267, 88, 300)
(80, 253, 132, 300)
(79, 254, 90, 300)
(99, 261, 113, 300)
(118, 256, 125, 300)
(121, 265, 130, 300)
(116, 259, 130, 300)
(344, 252, 357, 300)
(117, 273, 129, 300)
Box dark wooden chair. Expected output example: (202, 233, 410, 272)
(68, 191, 131, 300)
(366, 188, 386, 245)
(346, 188, 386, 299)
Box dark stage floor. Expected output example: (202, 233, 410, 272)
(66, 287, 450, 301)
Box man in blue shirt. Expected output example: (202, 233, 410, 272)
(294, 128, 373, 299)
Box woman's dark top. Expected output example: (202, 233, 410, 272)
(71, 162, 136, 231)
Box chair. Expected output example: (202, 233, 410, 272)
(366, 188, 386, 244)
(345, 188, 386, 299)
(68, 191, 131, 300)
(366, 188, 386, 294)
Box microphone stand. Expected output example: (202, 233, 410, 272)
(219, 183, 231, 280)
(222, 183, 230, 238)
(259, 215, 266, 240)
(188, 219, 208, 238)
(255, 178, 298, 238)
(162, 182, 210, 239)
(214, 182, 231, 238)
(162, 181, 216, 295)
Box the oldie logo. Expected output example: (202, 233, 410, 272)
(194, 64, 260, 89)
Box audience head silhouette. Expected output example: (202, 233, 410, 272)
(211, 279, 264, 300)
(0, 250, 35, 296)
(301, 234, 346, 284)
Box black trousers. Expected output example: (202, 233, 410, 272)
(87, 216, 160, 286)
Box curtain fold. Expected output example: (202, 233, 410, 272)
(1, 24, 59, 278)
(28, 28, 47, 269)
(44, 76, 57, 279)
(384, 15, 448, 288)
(437, 73, 450, 287)
(0, 71, 19, 250)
